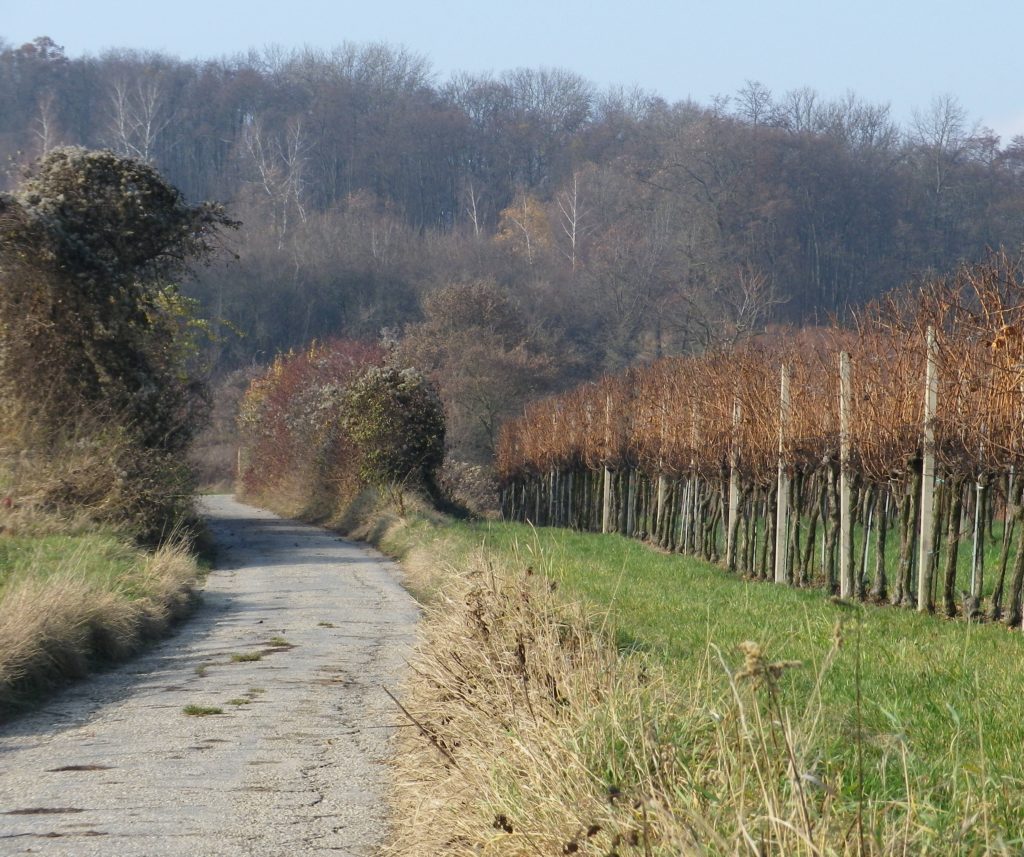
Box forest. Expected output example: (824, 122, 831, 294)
(4, 34, 1024, 464)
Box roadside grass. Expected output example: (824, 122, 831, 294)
(465, 522, 1024, 826)
(371, 506, 1024, 854)
(0, 534, 199, 716)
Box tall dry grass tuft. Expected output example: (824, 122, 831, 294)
(0, 541, 198, 714)
(388, 539, 1014, 855)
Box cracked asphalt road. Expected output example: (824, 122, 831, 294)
(0, 495, 419, 856)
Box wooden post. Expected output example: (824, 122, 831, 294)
(775, 364, 791, 584)
(656, 474, 667, 542)
(656, 404, 667, 539)
(971, 425, 986, 605)
(602, 394, 613, 534)
(626, 468, 637, 537)
(680, 478, 692, 553)
(918, 326, 938, 612)
(839, 351, 855, 598)
(971, 477, 984, 602)
(726, 396, 742, 569)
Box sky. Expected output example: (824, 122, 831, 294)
(5, 0, 1024, 141)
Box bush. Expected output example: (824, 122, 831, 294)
(342, 365, 445, 498)
(0, 147, 234, 538)
(238, 341, 445, 517)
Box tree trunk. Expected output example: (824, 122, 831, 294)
(991, 479, 1022, 621)
(823, 464, 840, 594)
(942, 478, 964, 617)
(1004, 507, 1024, 628)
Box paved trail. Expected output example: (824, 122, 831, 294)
(0, 495, 419, 856)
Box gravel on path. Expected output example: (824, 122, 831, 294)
(0, 494, 419, 856)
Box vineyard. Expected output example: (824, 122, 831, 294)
(497, 252, 1024, 623)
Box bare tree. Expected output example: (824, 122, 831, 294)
(242, 114, 311, 246)
(555, 170, 587, 271)
(463, 176, 485, 239)
(776, 87, 820, 133)
(911, 93, 973, 195)
(735, 80, 774, 126)
(31, 90, 62, 156)
(106, 73, 173, 163)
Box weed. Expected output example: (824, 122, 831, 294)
(182, 704, 222, 717)
(225, 698, 251, 706)
(229, 652, 262, 663)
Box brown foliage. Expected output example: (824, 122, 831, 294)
(499, 251, 1024, 487)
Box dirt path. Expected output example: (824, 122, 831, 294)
(0, 495, 418, 856)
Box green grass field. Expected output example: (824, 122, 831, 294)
(410, 517, 1024, 841)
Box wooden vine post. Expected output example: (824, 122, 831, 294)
(839, 351, 855, 598)
(726, 395, 742, 570)
(918, 326, 938, 612)
(656, 403, 667, 541)
(602, 394, 613, 534)
(775, 364, 791, 584)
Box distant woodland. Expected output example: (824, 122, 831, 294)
(4, 35, 1024, 460)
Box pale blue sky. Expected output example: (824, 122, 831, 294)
(5, 0, 1023, 140)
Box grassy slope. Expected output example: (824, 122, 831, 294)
(389, 514, 1024, 841)
(0, 531, 200, 715)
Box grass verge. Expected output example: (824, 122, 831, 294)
(321, 494, 1021, 855)
(0, 534, 200, 717)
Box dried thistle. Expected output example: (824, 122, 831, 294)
(735, 640, 801, 688)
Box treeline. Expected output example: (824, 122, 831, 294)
(497, 252, 1024, 623)
(4, 36, 1024, 377)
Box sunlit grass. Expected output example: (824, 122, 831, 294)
(0, 534, 198, 714)
(430, 518, 1024, 836)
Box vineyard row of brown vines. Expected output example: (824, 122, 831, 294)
(496, 251, 1024, 624)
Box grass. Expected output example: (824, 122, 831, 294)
(182, 704, 223, 716)
(0, 534, 199, 716)
(229, 651, 262, 663)
(225, 697, 251, 706)
(0, 533, 139, 596)
(372, 505, 1024, 853)
(463, 523, 1024, 823)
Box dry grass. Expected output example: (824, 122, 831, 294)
(386, 534, 1017, 855)
(0, 539, 199, 715)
